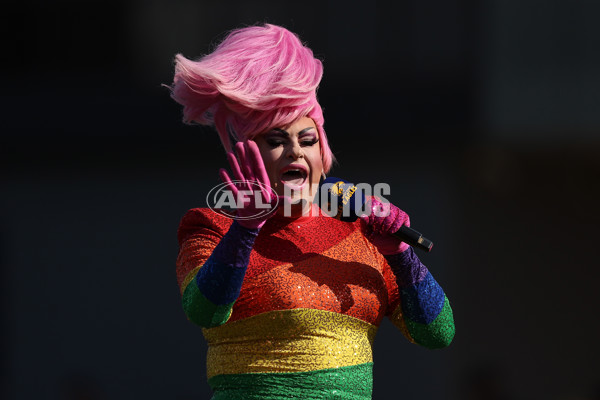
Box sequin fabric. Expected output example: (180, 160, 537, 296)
(203, 308, 377, 378)
(195, 221, 258, 304)
(208, 363, 374, 400)
(384, 248, 429, 287)
(401, 297, 455, 349)
(176, 208, 455, 399)
(229, 227, 394, 325)
(384, 248, 455, 347)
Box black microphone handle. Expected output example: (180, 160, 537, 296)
(394, 225, 434, 252)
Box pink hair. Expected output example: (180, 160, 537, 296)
(169, 23, 334, 173)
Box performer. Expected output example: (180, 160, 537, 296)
(170, 24, 455, 400)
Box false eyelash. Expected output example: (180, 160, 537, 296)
(267, 140, 286, 147)
(301, 138, 319, 146)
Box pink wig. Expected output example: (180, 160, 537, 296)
(170, 23, 334, 173)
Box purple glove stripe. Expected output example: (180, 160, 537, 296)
(384, 247, 428, 288)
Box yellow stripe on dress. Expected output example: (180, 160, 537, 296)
(202, 308, 378, 379)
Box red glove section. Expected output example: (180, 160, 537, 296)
(359, 196, 411, 255)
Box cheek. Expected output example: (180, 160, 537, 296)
(258, 150, 280, 184)
(309, 152, 324, 183)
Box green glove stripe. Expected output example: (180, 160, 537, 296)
(182, 281, 234, 328)
(405, 296, 455, 349)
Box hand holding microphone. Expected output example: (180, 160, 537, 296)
(360, 196, 411, 255)
(320, 177, 434, 253)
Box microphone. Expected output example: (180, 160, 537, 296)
(319, 177, 434, 252)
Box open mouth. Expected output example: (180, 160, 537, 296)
(280, 165, 308, 188)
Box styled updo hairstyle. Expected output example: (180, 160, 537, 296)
(170, 24, 334, 173)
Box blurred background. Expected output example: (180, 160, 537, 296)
(2, 0, 599, 399)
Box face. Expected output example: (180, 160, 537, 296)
(253, 117, 323, 213)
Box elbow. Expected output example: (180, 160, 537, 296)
(182, 297, 232, 329)
(411, 322, 455, 349)
(407, 303, 456, 349)
(423, 323, 455, 349)
(182, 283, 233, 328)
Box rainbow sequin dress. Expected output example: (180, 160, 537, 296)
(176, 208, 454, 399)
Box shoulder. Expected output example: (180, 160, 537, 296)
(177, 208, 233, 245)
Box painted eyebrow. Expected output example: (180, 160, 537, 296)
(270, 127, 316, 136)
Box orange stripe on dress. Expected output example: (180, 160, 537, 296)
(246, 214, 359, 279)
(229, 229, 395, 326)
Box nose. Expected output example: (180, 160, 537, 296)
(286, 139, 303, 159)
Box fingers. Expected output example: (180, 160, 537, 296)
(246, 141, 270, 183)
(226, 152, 245, 184)
(246, 140, 272, 202)
(227, 143, 259, 193)
(230, 140, 269, 183)
(384, 207, 410, 234)
(381, 205, 399, 233)
(235, 142, 256, 183)
(225, 140, 276, 209)
(402, 213, 410, 228)
(364, 199, 410, 236)
(219, 168, 239, 198)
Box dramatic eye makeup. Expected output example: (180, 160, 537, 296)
(263, 136, 285, 148)
(299, 134, 319, 147)
(265, 127, 318, 148)
(298, 127, 319, 147)
(260, 130, 286, 147)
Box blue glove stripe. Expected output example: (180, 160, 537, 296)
(196, 259, 247, 305)
(400, 271, 446, 324)
(195, 221, 258, 305)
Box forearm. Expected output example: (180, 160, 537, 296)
(386, 248, 455, 349)
(181, 221, 259, 327)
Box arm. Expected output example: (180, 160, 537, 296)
(385, 248, 455, 349)
(176, 141, 278, 328)
(361, 197, 455, 348)
(178, 216, 259, 328)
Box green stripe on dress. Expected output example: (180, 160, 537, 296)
(208, 362, 374, 400)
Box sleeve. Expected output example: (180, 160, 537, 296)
(382, 248, 455, 349)
(176, 209, 259, 328)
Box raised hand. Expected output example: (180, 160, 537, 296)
(218, 140, 279, 229)
(360, 196, 411, 255)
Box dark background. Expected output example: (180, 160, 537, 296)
(2, 1, 599, 399)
